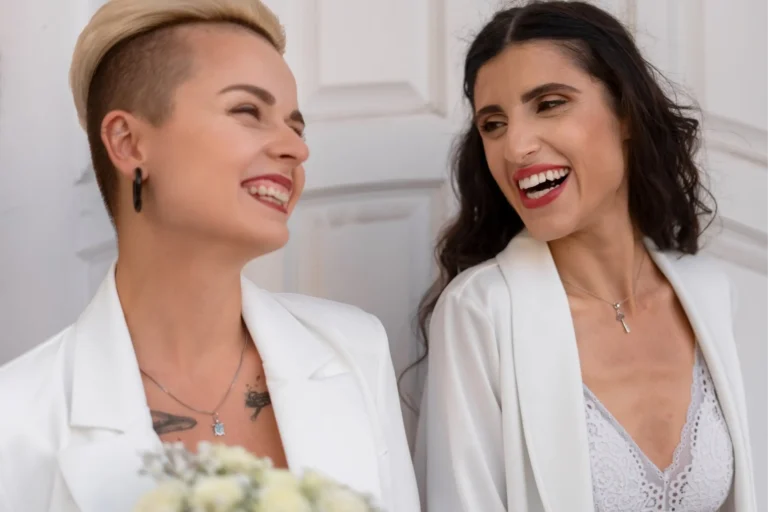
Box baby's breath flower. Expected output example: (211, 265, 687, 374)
(133, 480, 187, 512)
(251, 485, 311, 512)
(315, 487, 372, 512)
(189, 476, 246, 512)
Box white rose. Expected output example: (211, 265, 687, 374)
(251, 486, 312, 512)
(315, 487, 371, 512)
(189, 476, 245, 512)
(133, 481, 187, 512)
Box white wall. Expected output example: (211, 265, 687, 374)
(0, 0, 765, 504)
(0, 0, 91, 360)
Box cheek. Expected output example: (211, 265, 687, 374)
(483, 139, 512, 192)
(148, 125, 260, 209)
(561, 113, 626, 190)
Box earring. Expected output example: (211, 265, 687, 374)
(133, 168, 143, 213)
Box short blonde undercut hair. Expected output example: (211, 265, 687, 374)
(69, 0, 285, 220)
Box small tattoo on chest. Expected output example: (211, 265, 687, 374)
(245, 380, 272, 421)
(150, 410, 197, 434)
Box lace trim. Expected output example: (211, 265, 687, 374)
(585, 347, 734, 512)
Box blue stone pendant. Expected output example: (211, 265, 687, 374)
(212, 415, 225, 437)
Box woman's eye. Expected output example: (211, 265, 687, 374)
(536, 99, 566, 113)
(232, 105, 261, 119)
(480, 120, 505, 133)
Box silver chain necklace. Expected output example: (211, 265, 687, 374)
(139, 331, 249, 437)
(560, 251, 645, 334)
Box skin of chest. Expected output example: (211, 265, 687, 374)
(572, 277, 697, 471)
(141, 346, 288, 468)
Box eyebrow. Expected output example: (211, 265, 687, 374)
(220, 83, 305, 126)
(473, 82, 581, 122)
(520, 82, 580, 103)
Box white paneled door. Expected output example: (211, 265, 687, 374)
(0, 0, 765, 499)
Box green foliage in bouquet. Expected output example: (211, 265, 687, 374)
(134, 442, 381, 512)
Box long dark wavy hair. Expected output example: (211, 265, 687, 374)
(408, 0, 715, 385)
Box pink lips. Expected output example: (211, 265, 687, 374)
(242, 174, 293, 214)
(513, 163, 571, 210)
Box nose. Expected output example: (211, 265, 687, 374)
(267, 125, 310, 165)
(503, 120, 541, 165)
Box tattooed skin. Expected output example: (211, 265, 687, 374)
(245, 384, 272, 421)
(151, 410, 197, 434)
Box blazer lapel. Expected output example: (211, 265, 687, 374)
(240, 281, 383, 503)
(58, 263, 161, 512)
(651, 251, 756, 511)
(495, 232, 594, 512)
(57, 268, 384, 510)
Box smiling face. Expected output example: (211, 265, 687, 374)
(473, 40, 629, 242)
(106, 22, 308, 258)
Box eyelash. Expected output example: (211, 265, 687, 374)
(536, 99, 567, 113)
(232, 104, 261, 119)
(479, 98, 568, 132)
(480, 121, 505, 133)
(232, 104, 305, 139)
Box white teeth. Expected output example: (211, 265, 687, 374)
(518, 167, 570, 190)
(246, 183, 290, 205)
(526, 186, 555, 199)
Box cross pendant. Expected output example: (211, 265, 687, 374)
(613, 303, 630, 334)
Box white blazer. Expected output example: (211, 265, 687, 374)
(414, 231, 756, 512)
(0, 264, 420, 512)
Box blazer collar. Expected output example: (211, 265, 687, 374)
(650, 250, 755, 510)
(61, 263, 382, 511)
(496, 232, 753, 512)
(240, 279, 337, 382)
(495, 232, 595, 512)
(68, 263, 150, 433)
(67, 266, 341, 430)
(241, 281, 384, 502)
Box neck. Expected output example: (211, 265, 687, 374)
(548, 211, 647, 309)
(114, 225, 250, 373)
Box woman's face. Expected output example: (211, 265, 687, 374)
(473, 40, 629, 242)
(115, 24, 309, 257)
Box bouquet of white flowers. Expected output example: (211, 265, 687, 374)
(134, 442, 381, 512)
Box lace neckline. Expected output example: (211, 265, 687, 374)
(582, 347, 701, 479)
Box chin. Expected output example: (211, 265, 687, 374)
(244, 228, 290, 257)
(521, 217, 578, 243)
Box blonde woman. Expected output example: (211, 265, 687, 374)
(0, 1, 419, 511)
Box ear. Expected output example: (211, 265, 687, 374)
(100, 111, 151, 181)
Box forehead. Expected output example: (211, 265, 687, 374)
(177, 23, 298, 103)
(474, 41, 591, 105)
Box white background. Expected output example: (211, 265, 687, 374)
(1, 0, 765, 505)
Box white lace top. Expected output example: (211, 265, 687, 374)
(584, 347, 734, 512)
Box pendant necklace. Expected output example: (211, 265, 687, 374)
(140, 330, 249, 437)
(560, 251, 645, 334)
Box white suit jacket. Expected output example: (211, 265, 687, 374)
(0, 264, 419, 512)
(415, 232, 756, 512)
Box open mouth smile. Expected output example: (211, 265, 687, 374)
(515, 165, 571, 208)
(242, 175, 292, 213)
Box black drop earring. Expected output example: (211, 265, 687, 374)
(133, 168, 143, 213)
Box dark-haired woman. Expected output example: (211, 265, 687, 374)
(414, 2, 756, 511)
